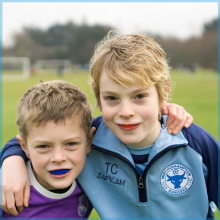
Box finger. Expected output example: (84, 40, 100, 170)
(167, 109, 184, 134)
(7, 197, 19, 216)
(172, 112, 187, 135)
(184, 113, 193, 128)
(2, 192, 10, 215)
(23, 181, 30, 208)
(4, 192, 18, 216)
(17, 206, 24, 213)
(161, 105, 169, 115)
(14, 190, 24, 212)
(165, 109, 177, 129)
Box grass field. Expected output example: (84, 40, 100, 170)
(1, 68, 218, 219)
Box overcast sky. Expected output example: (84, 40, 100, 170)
(2, 2, 218, 46)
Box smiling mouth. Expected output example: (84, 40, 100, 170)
(117, 124, 140, 130)
(49, 169, 70, 175)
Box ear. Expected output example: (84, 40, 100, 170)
(86, 127, 96, 154)
(160, 83, 170, 109)
(16, 135, 30, 159)
(98, 104, 102, 112)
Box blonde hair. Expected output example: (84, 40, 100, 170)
(16, 80, 93, 142)
(90, 31, 171, 108)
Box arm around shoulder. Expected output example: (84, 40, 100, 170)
(182, 124, 219, 208)
(1, 137, 30, 216)
(1, 137, 26, 167)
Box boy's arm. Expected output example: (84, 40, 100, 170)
(1, 137, 26, 166)
(1, 137, 30, 216)
(162, 103, 193, 135)
(2, 156, 30, 216)
(182, 124, 219, 208)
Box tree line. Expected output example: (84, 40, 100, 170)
(3, 18, 218, 71)
(158, 18, 217, 71)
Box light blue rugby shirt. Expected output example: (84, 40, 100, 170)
(127, 144, 153, 176)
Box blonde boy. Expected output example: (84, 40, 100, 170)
(1, 32, 197, 218)
(77, 32, 217, 218)
(2, 80, 94, 218)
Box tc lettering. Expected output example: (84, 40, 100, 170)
(105, 163, 118, 175)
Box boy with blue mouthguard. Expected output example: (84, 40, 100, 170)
(1, 80, 94, 218)
(1, 32, 200, 218)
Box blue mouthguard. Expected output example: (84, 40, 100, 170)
(50, 169, 70, 175)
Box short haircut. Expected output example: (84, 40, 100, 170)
(16, 80, 93, 142)
(90, 31, 170, 108)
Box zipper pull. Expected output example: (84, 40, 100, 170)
(139, 176, 144, 189)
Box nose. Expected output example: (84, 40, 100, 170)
(51, 148, 66, 163)
(118, 102, 134, 119)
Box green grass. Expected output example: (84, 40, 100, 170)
(2, 71, 101, 146)
(170, 69, 218, 139)
(1, 68, 218, 219)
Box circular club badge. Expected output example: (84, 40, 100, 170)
(78, 193, 90, 217)
(160, 164, 193, 195)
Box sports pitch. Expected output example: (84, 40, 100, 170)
(1, 68, 218, 219)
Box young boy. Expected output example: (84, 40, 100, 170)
(78, 32, 218, 218)
(1, 80, 94, 218)
(1, 33, 198, 218)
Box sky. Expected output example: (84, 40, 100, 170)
(2, 2, 218, 47)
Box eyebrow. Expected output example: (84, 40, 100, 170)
(101, 88, 148, 95)
(33, 140, 51, 144)
(32, 137, 83, 145)
(101, 91, 119, 95)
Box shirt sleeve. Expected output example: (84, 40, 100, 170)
(0, 137, 27, 167)
(92, 115, 103, 130)
(181, 123, 219, 208)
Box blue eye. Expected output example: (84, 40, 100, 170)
(39, 145, 48, 149)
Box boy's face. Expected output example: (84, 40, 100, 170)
(99, 70, 168, 148)
(17, 117, 93, 190)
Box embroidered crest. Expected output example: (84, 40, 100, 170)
(160, 164, 193, 195)
(78, 193, 89, 217)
